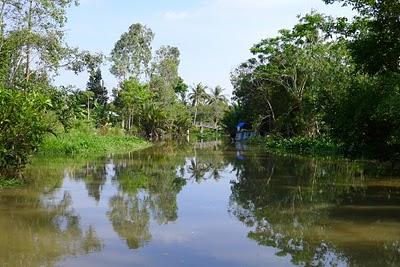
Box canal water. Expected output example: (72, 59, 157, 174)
(1, 142, 400, 267)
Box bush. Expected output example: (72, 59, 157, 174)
(0, 87, 51, 178)
(327, 74, 400, 158)
(190, 127, 223, 141)
(258, 136, 341, 155)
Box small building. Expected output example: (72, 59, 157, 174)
(235, 122, 257, 142)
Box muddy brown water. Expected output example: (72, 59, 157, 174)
(1, 143, 400, 267)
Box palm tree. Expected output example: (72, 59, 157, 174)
(208, 86, 228, 128)
(188, 158, 210, 183)
(141, 102, 166, 140)
(188, 83, 208, 125)
(207, 86, 227, 105)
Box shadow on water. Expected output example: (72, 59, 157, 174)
(1, 142, 400, 266)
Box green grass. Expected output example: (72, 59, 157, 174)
(0, 177, 24, 189)
(40, 129, 151, 156)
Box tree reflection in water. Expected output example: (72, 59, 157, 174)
(228, 148, 400, 266)
(106, 142, 228, 249)
(0, 189, 103, 267)
(108, 194, 151, 249)
(106, 145, 188, 248)
(18, 142, 400, 266)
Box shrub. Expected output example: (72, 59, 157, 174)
(261, 136, 341, 155)
(0, 87, 51, 178)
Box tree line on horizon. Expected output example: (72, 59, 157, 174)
(225, 0, 400, 158)
(0, 0, 228, 178)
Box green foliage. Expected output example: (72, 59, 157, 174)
(191, 128, 223, 141)
(0, 0, 81, 85)
(109, 27, 194, 140)
(327, 73, 400, 157)
(222, 104, 248, 138)
(321, 0, 400, 157)
(113, 78, 153, 131)
(108, 23, 227, 141)
(231, 12, 353, 137)
(324, 0, 400, 74)
(86, 68, 108, 126)
(0, 87, 52, 178)
(87, 68, 108, 106)
(40, 125, 150, 156)
(189, 83, 209, 125)
(110, 23, 154, 80)
(256, 136, 341, 155)
(150, 45, 181, 104)
(229, 5, 400, 158)
(35, 86, 84, 132)
(174, 76, 189, 103)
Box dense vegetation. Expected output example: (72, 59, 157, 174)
(0, 1, 228, 178)
(1, 0, 399, 178)
(226, 0, 400, 159)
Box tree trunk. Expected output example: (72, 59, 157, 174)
(193, 105, 198, 125)
(0, 1, 6, 38)
(87, 96, 90, 120)
(25, 0, 33, 82)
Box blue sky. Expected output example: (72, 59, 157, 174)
(56, 0, 353, 95)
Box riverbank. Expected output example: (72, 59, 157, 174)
(0, 178, 24, 189)
(0, 129, 151, 188)
(248, 135, 400, 164)
(40, 129, 151, 156)
(248, 136, 343, 157)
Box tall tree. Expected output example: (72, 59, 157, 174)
(113, 78, 152, 131)
(0, 0, 79, 83)
(110, 23, 154, 81)
(321, 0, 400, 156)
(87, 68, 107, 106)
(208, 86, 228, 128)
(188, 83, 208, 125)
(149, 45, 180, 104)
(208, 86, 227, 105)
(87, 68, 108, 126)
(174, 76, 188, 104)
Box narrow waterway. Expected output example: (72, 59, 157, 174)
(1, 142, 400, 267)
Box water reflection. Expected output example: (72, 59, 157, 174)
(0, 189, 103, 266)
(228, 148, 400, 266)
(1, 143, 400, 266)
(108, 194, 151, 249)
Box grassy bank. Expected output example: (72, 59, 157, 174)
(40, 129, 151, 156)
(249, 136, 343, 157)
(1, 130, 151, 188)
(0, 178, 24, 189)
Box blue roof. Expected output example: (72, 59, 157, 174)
(237, 122, 247, 128)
